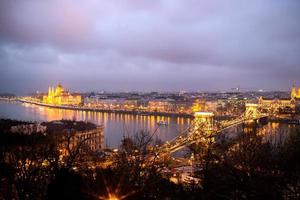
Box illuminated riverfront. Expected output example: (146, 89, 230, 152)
(2, 84, 300, 199)
(0, 101, 191, 148)
(1, 0, 300, 199)
(3, 83, 300, 150)
(2, 92, 300, 200)
(1, 97, 299, 148)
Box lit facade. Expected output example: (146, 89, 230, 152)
(258, 97, 294, 109)
(291, 83, 300, 99)
(148, 100, 174, 112)
(192, 99, 206, 113)
(84, 98, 140, 110)
(68, 126, 104, 152)
(43, 83, 82, 105)
(258, 84, 297, 112)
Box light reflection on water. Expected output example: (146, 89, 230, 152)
(0, 101, 191, 148)
(258, 121, 299, 145)
(0, 101, 298, 148)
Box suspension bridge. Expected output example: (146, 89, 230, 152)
(156, 103, 268, 155)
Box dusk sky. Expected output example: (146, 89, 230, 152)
(0, 0, 300, 94)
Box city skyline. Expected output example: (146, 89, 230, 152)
(1, 0, 300, 94)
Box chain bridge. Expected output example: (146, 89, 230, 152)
(156, 103, 268, 155)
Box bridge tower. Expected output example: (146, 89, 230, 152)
(194, 112, 215, 132)
(245, 103, 259, 119)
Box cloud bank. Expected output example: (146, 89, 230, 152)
(0, 0, 299, 94)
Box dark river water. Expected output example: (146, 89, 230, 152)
(0, 101, 191, 148)
(0, 101, 299, 148)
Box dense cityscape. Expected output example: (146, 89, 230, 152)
(1, 83, 300, 199)
(1, 0, 300, 200)
(11, 82, 300, 117)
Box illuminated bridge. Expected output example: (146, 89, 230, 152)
(156, 103, 268, 155)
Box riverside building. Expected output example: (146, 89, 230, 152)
(43, 83, 82, 105)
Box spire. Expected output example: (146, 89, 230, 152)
(291, 81, 297, 99)
(292, 80, 296, 88)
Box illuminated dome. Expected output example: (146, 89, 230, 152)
(291, 83, 300, 99)
(55, 83, 64, 96)
(57, 83, 64, 91)
(43, 83, 82, 105)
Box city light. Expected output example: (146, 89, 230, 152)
(0, 1, 299, 198)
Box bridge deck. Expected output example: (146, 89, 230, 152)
(157, 111, 268, 155)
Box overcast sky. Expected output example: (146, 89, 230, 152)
(0, 0, 299, 94)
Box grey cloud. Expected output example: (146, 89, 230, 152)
(0, 0, 299, 94)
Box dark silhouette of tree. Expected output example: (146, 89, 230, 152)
(87, 130, 188, 200)
(0, 119, 101, 199)
(46, 168, 90, 200)
(191, 124, 300, 200)
(1, 119, 300, 200)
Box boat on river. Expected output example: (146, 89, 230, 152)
(157, 120, 168, 126)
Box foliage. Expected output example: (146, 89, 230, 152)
(1, 119, 300, 199)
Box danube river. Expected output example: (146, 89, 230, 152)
(0, 101, 191, 148)
(0, 100, 299, 148)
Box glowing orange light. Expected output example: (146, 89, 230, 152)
(107, 194, 119, 200)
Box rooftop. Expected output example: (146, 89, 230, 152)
(41, 120, 99, 133)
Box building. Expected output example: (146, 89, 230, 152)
(70, 126, 104, 151)
(43, 83, 82, 105)
(258, 84, 297, 113)
(123, 99, 139, 111)
(172, 100, 193, 114)
(205, 101, 219, 112)
(42, 120, 104, 152)
(10, 123, 47, 135)
(191, 99, 206, 113)
(148, 99, 174, 112)
(291, 83, 300, 99)
(258, 97, 295, 113)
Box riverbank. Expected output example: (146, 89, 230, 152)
(17, 98, 195, 118)
(0, 99, 192, 148)
(4, 98, 300, 125)
(269, 118, 300, 125)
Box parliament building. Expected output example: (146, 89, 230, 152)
(43, 83, 82, 105)
(291, 83, 300, 99)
